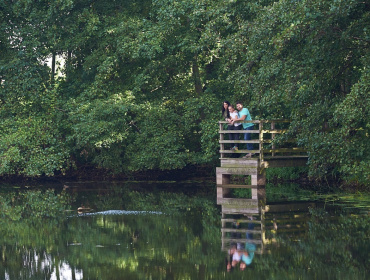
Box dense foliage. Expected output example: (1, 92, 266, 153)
(0, 0, 369, 184)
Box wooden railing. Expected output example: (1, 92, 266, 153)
(219, 119, 307, 162)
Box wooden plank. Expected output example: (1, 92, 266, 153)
(222, 208, 260, 214)
(263, 148, 306, 153)
(261, 129, 287, 133)
(220, 149, 260, 154)
(222, 210, 261, 216)
(220, 158, 259, 167)
(219, 130, 260, 134)
(222, 238, 262, 245)
(220, 158, 260, 162)
(216, 167, 258, 175)
(217, 184, 258, 189)
(218, 198, 258, 206)
(263, 156, 308, 159)
(264, 217, 309, 224)
(221, 229, 262, 234)
(220, 163, 259, 168)
(259, 119, 290, 123)
(219, 140, 260, 143)
(221, 218, 262, 224)
(263, 139, 296, 143)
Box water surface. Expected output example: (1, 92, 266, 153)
(0, 181, 368, 279)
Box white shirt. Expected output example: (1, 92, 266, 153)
(230, 111, 241, 127)
(232, 251, 241, 262)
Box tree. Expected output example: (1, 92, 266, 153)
(222, 0, 369, 183)
(0, 0, 368, 183)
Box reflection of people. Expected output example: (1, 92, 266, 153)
(227, 105, 242, 151)
(240, 243, 256, 270)
(232, 101, 254, 158)
(226, 244, 241, 271)
(226, 218, 257, 271)
(240, 219, 256, 270)
(227, 243, 256, 271)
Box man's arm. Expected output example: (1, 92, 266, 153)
(232, 114, 246, 123)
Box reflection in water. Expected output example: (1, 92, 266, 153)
(225, 216, 257, 271)
(3, 248, 83, 280)
(0, 189, 221, 280)
(1, 182, 369, 279)
(221, 196, 263, 273)
(221, 189, 318, 272)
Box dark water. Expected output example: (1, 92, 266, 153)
(0, 181, 369, 280)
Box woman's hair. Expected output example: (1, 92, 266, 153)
(222, 100, 231, 118)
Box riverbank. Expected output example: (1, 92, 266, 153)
(0, 164, 215, 184)
(0, 164, 368, 192)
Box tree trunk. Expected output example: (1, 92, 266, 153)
(192, 57, 203, 95)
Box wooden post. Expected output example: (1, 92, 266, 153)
(220, 122, 225, 159)
(216, 171, 230, 199)
(259, 121, 264, 162)
(251, 168, 266, 199)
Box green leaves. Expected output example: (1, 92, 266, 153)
(0, 0, 368, 182)
(221, 0, 369, 183)
(0, 114, 71, 176)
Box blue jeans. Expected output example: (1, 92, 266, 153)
(243, 126, 254, 150)
(228, 125, 242, 148)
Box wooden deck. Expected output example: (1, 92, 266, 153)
(217, 119, 308, 201)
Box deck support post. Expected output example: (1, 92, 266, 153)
(216, 173, 231, 200)
(251, 168, 266, 199)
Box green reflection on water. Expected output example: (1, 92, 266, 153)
(0, 182, 369, 280)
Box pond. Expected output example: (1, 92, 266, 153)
(0, 180, 369, 280)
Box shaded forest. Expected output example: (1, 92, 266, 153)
(0, 0, 369, 184)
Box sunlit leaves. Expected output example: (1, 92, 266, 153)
(223, 0, 369, 183)
(0, 115, 71, 176)
(0, 0, 368, 181)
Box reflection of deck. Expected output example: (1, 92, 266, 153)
(220, 201, 315, 254)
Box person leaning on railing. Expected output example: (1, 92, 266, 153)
(221, 100, 231, 128)
(231, 101, 254, 158)
(221, 101, 234, 147)
(227, 104, 242, 151)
